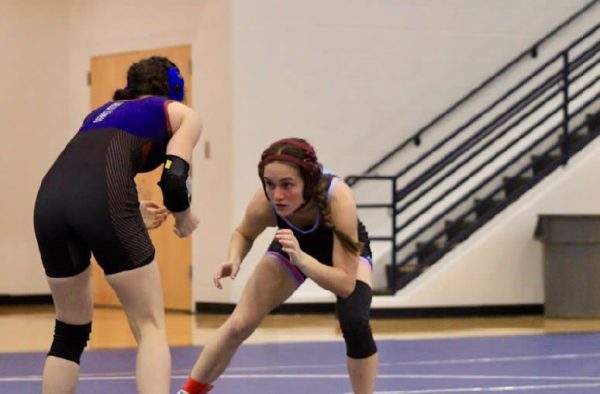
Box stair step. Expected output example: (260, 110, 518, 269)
(398, 260, 418, 273)
(586, 111, 600, 134)
(558, 130, 590, 154)
(531, 153, 560, 175)
(445, 219, 474, 243)
(416, 241, 445, 264)
(503, 175, 532, 196)
(474, 197, 505, 219)
(385, 262, 418, 291)
(395, 269, 421, 290)
(386, 261, 430, 291)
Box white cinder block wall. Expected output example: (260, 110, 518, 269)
(1, 0, 597, 311)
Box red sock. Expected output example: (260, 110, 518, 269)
(181, 377, 214, 394)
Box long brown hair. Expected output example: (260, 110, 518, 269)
(258, 138, 363, 255)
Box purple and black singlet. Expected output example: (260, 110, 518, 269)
(34, 97, 173, 277)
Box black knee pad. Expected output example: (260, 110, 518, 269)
(336, 280, 377, 359)
(48, 320, 92, 364)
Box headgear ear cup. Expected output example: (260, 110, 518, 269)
(167, 67, 185, 101)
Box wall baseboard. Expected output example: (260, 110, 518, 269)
(0, 294, 53, 306)
(369, 304, 544, 318)
(196, 302, 544, 317)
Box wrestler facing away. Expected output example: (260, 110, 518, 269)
(34, 56, 201, 394)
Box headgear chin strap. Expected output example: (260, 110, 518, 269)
(167, 67, 185, 101)
(258, 138, 322, 211)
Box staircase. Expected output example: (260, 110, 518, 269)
(346, 3, 600, 294)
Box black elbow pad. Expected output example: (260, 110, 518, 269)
(158, 155, 191, 212)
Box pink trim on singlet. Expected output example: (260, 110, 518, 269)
(359, 256, 373, 271)
(265, 252, 305, 286)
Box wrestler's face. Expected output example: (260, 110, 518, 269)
(263, 161, 305, 217)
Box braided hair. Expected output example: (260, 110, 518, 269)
(258, 138, 363, 255)
(112, 56, 178, 100)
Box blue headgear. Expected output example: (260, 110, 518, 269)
(167, 67, 185, 101)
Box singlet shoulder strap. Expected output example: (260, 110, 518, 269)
(324, 173, 340, 203)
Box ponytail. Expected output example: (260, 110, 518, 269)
(112, 88, 136, 101)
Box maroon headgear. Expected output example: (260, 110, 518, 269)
(257, 138, 322, 208)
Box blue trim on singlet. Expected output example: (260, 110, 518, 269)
(278, 210, 321, 234)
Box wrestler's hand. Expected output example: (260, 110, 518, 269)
(213, 261, 241, 289)
(139, 200, 169, 229)
(275, 229, 305, 268)
(172, 209, 199, 237)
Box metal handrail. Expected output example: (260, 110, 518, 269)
(396, 90, 598, 255)
(392, 25, 599, 201)
(394, 87, 564, 234)
(394, 65, 598, 291)
(347, 0, 599, 184)
(393, 43, 599, 220)
(411, 110, 597, 267)
(409, 73, 600, 255)
(395, 103, 565, 253)
(395, 100, 597, 271)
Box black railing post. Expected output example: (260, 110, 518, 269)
(560, 51, 571, 164)
(391, 177, 398, 294)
